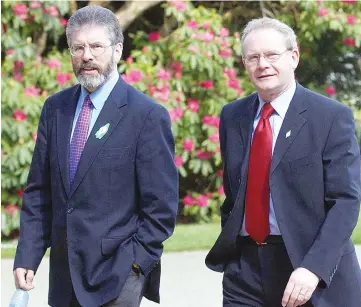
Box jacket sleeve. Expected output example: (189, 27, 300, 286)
(133, 104, 179, 276)
(13, 99, 52, 273)
(300, 106, 361, 287)
(219, 107, 234, 228)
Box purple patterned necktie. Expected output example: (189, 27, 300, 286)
(69, 95, 92, 186)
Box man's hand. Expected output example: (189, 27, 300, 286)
(13, 268, 35, 290)
(282, 267, 319, 307)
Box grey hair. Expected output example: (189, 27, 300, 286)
(66, 5, 124, 47)
(241, 17, 298, 55)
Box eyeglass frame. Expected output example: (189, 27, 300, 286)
(243, 48, 293, 65)
(68, 42, 120, 57)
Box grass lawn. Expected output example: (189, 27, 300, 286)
(2, 217, 360, 259)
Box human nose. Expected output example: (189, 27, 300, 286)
(257, 55, 270, 68)
(82, 46, 94, 61)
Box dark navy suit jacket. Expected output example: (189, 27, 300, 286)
(206, 84, 361, 306)
(14, 76, 179, 307)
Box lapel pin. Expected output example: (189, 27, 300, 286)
(95, 123, 110, 139)
(286, 130, 291, 138)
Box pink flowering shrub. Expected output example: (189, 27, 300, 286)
(1, 1, 361, 232)
(121, 3, 250, 222)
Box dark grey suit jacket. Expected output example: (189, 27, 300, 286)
(14, 76, 179, 307)
(206, 84, 361, 306)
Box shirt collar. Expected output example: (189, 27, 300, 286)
(80, 69, 119, 110)
(256, 81, 296, 119)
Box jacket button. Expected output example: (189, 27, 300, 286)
(67, 208, 74, 214)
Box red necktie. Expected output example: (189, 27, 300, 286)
(245, 103, 274, 243)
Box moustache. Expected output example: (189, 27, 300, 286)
(79, 63, 100, 71)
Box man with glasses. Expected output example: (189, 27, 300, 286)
(206, 17, 361, 307)
(13, 5, 178, 307)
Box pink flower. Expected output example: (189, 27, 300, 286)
(196, 150, 211, 160)
(224, 68, 237, 79)
(30, 1, 41, 9)
(197, 195, 209, 207)
(174, 155, 183, 167)
(183, 139, 194, 152)
(60, 18, 68, 27)
(25, 86, 40, 97)
(347, 15, 356, 24)
(202, 22, 211, 29)
(209, 133, 219, 143)
(216, 169, 223, 177)
(183, 195, 195, 206)
(341, 0, 356, 4)
(174, 72, 182, 79)
(148, 32, 161, 42)
(218, 185, 225, 195)
(158, 69, 171, 81)
(56, 72, 72, 86)
(188, 45, 199, 53)
(187, 20, 198, 29)
(228, 79, 240, 90)
(127, 69, 143, 83)
(343, 36, 356, 46)
(325, 85, 336, 96)
(14, 73, 23, 82)
(220, 27, 229, 37)
(317, 7, 328, 16)
(6, 49, 14, 55)
(219, 48, 232, 58)
(47, 59, 61, 69)
(187, 98, 200, 112)
(234, 32, 240, 38)
(170, 61, 183, 72)
(203, 115, 220, 128)
(154, 90, 170, 102)
(126, 57, 133, 64)
(168, 108, 184, 121)
(142, 46, 148, 52)
(32, 132, 38, 141)
(5, 204, 19, 216)
(202, 32, 214, 42)
(14, 60, 24, 71)
(13, 4, 28, 19)
(47, 5, 59, 17)
(17, 189, 24, 198)
(13, 109, 27, 121)
(200, 80, 214, 89)
(169, 1, 187, 11)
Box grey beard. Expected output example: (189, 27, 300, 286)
(75, 54, 116, 90)
(77, 73, 106, 91)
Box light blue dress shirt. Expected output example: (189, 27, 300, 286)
(70, 70, 119, 141)
(241, 81, 297, 236)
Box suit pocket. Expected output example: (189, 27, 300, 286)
(101, 233, 135, 255)
(289, 153, 320, 172)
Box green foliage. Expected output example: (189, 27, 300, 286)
(1, 1, 361, 237)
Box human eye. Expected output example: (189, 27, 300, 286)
(265, 52, 280, 60)
(247, 54, 259, 62)
(73, 45, 84, 52)
(90, 43, 104, 50)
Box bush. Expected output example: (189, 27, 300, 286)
(1, 0, 361, 237)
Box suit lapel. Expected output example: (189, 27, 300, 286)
(57, 85, 81, 198)
(270, 84, 307, 174)
(238, 94, 259, 148)
(69, 77, 128, 198)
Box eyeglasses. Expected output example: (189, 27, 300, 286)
(244, 49, 292, 65)
(69, 43, 115, 57)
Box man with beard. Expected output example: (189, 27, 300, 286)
(13, 5, 178, 307)
(206, 17, 361, 307)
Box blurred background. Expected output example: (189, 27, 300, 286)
(1, 0, 361, 252)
